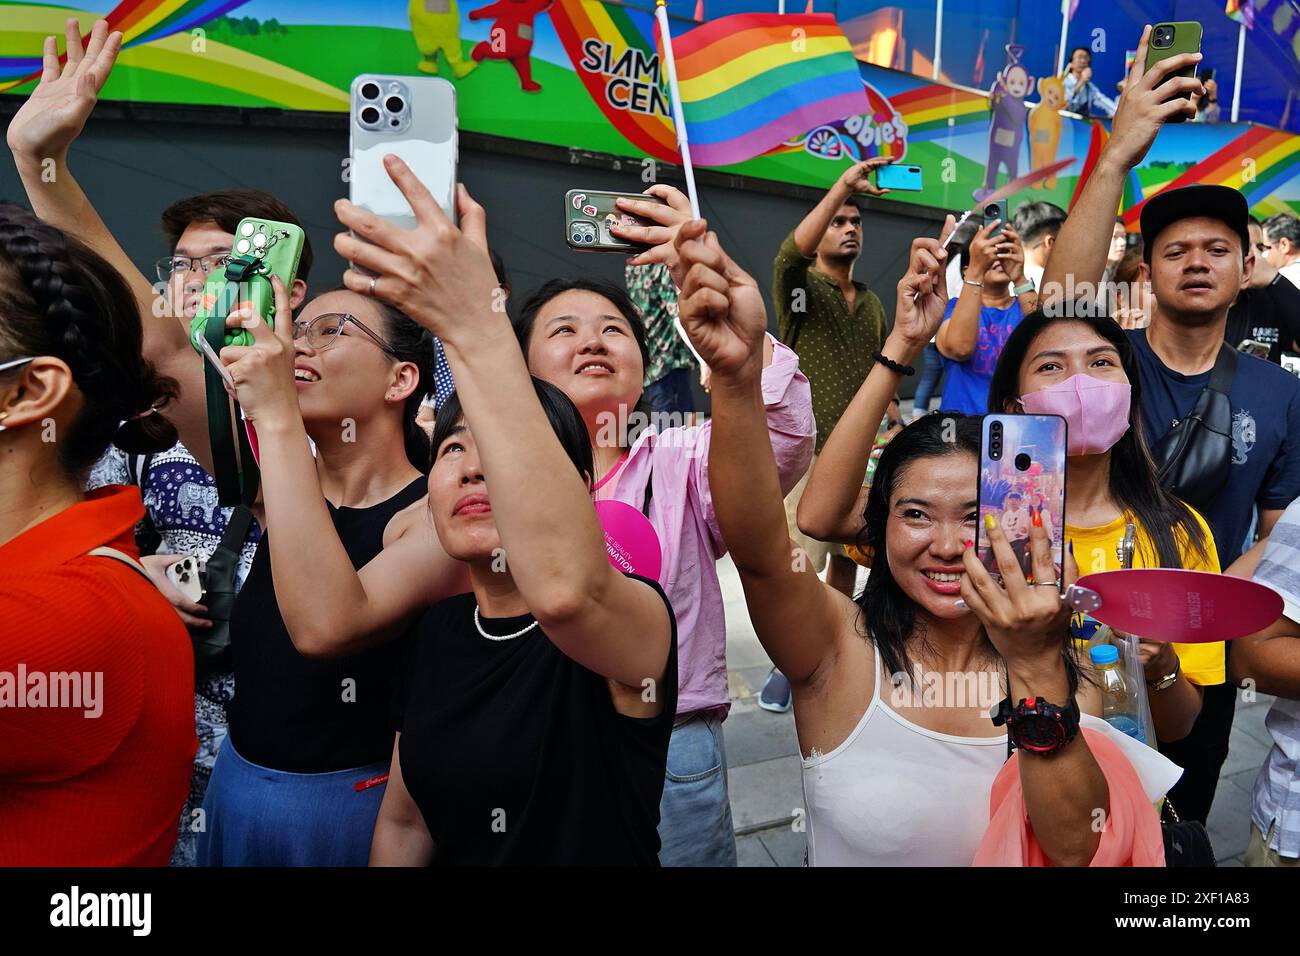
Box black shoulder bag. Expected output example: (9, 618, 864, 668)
(191, 504, 253, 678)
(1150, 340, 1237, 512)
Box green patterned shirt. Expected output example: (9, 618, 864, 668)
(626, 262, 695, 387)
(772, 231, 886, 452)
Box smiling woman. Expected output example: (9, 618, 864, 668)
(508, 266, 813, 866)
(193, 283, 462, 867)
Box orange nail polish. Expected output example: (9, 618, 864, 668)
(1031, 509, 1042, 528)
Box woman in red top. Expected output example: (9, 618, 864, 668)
(0, 203, 196, 865)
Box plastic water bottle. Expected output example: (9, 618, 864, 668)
(1090, 644, 1147, 743)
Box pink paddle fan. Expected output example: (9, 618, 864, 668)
(1069, 569, 1282, 643)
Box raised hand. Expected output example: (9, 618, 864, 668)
(613, 184, 693, 286)
(218, 276, 300, 429)
(334, 156, 499, 345)
(889, 214, 955, 360)
(995, 226, 1027, 284)
(674, 220, 767, 381)
(6, 19, 122, 164)
(966, 220, 1003, 279)
(1106, 25, 1202, 171)
(839, 156, 894, 197)
(961, 512, 1074, 699)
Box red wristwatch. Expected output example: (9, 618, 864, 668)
(992, 696, 1080, 755)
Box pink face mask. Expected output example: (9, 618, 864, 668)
(1018, 374, 1131, 456)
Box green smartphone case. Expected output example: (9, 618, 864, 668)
(565, 189, 667, 253)
(984, 198, 1009, 237)
(190, 217, 306, 351)
(1144, 21, 1203, 123)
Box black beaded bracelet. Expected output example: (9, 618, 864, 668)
(873, 351, 915, 376)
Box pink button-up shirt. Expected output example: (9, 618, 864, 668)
(594, 338, 814, 717)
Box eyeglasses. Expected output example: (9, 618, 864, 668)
(155, 253, 232, 282)
(0, 356, 35, 374)
(292, 313, 398, 357)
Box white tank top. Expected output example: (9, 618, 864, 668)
(801, 642, 1009, 866)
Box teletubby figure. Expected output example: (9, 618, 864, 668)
(409, 0, 477, 78)
(468, 0, 554, 93)
(975, 45, 1032, 202)
(1028, 75, 1065, 188)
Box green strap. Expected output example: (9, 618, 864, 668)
(202, 278, 261, 508)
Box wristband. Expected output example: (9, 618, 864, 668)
(1013, 279, 1035, 296)
(873, 351, 915, 376)
(963, 278, 983, 288)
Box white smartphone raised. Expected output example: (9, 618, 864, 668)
(349, 74, 457, 233)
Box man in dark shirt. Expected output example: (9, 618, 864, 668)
(1224, 217, 1300, 363)
(772, 156, 890, 598)
(1042, 36, 1300, 823)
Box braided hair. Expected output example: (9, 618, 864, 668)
(0, 203, 178, 476)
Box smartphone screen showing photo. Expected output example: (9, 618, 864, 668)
(978, 414, 1067, 587)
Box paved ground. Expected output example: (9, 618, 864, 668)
(715, 555, 1277, 867)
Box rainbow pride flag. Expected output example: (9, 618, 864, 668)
(0, 0, 251, 89)
(1225, 0, 1256, 29)
(665, 13, 868, 167)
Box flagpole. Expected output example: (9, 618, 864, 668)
(1056, 0, 1069, 77)
(933, 0, 943, 81)
(1231, 21, 1245, 123)
(653, 0, 708, 368)
(656, 0, 702, 220)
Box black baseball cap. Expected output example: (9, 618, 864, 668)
(1139, 184, 1251, 262)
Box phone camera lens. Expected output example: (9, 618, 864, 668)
(360, 82, 380, 100)
(985, 204, 1000, 218)
(385, 96, 405, 114)
(1014, 453, 1032, 472)
(360, 105, 381, 126)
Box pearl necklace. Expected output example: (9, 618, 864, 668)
(474, 606, 540, 642)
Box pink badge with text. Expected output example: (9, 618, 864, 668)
(594, 499, 662, 582)
(1075, 568, 1282, 643)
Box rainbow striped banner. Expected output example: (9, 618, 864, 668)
(666, 13, 867, 167)
(0, 0, 250, 88)
(1122, 125, 1300, 226)
(549, 0, 680, 163)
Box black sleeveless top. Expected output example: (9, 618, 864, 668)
(396, 575, 678, 866)
(226, 476, 426, 773)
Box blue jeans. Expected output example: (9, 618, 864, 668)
(657, 712, 737, 866)
(645, 367, 695, 416)
(911, 342, 944, 415)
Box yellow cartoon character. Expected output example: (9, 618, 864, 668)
(1028, 76, 1064, 187)
(409, 0, 477, 78)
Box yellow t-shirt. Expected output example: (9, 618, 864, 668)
(1066, 511, 1225, 686)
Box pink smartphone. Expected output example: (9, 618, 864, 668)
(977, 414, 1067, 588)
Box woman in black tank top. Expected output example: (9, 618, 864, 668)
(328, 183, 677, 865)
(196, 286, 444, 866)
